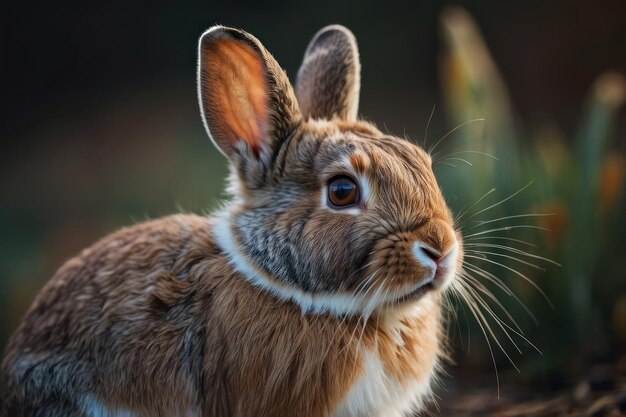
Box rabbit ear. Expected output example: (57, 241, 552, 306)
(198, 26, 301, 159)
(295, 25, 361, 121)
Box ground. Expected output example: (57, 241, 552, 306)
(427, 361, 626, 416)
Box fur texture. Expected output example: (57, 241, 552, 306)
(1, 25, 462, 417)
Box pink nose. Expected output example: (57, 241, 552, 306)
(414, 242, 459, 269)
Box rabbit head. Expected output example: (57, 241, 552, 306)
(198, 25, 462, 317)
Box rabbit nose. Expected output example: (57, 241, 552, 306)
(413, 242, 459, 270)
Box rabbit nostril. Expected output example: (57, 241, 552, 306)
(413, 242, 442, 266)
(421, 247, 441, 263)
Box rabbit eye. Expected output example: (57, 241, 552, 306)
(328, 176, 359, 208)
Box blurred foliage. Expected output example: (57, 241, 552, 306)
(436, 7, 626, 382)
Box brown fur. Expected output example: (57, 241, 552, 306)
(1, 215, 440, 416)
(296, 25, 361, 121)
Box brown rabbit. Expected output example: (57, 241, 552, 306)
(1, 24, 462, 417)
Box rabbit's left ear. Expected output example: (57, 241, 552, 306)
(295, 25, 361, 121)
(198, 26, 301, 159)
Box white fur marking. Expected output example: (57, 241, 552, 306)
(358, 173, 371, 205)
(332, 350, 433, 417)
(214, 212, 379, 317)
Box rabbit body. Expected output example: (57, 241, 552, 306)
(2, 24, 460, 417)
(2, 214, 440, 417)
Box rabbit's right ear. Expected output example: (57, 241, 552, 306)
(198, 26, 301, 159)
(295, 25, 361, 121)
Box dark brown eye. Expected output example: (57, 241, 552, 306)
(328, 176, 359, 208)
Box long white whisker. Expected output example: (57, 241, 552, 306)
(458, 278, 519, 366)
(443, 289, 465, 351)
(468, 181, 534, 219)
(438, 162, 458, 168)
(423, 104, 436, 148)
(437, 157, 473, 166)
(455, 188, 497, 225)
(465, 243, 561, 267)
(464, 255, 554, 308)
(465, 250, 546, 271)
(462, 275, 542, 355)
(450, 282, 472, 353)
(464, 235, 539, 248)
(428, 118, 485, 155)
(462, 225, 549, 239)
(460, 272, 523, 333)
(460, 278, 523, 358)
(436, 150, 499, 161)
(453, 280, 501, 397)
(468, 213, 556, 229)
(462, 261, 538, 325)
(462, 262, 513, 295)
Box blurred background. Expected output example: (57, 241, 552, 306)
(2, 0, 625, 414)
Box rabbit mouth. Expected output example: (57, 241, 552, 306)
(393, 282, 435, 304)
(391, 276, 437, 304)
(390, 267, 453, 304)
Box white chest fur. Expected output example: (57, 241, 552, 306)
(331, 349, 434, 417)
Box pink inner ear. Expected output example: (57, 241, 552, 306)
(202, 39, 268, 155)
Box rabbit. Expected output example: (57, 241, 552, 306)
(0, 24, 462, 417)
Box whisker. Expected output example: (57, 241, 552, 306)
(468, 181, 534, 219)
(457, 280, 520, 371)
(468, 213, 556, 229)
(438, 162, 458, 168)
(464, 255, 554, 308)
(465, 250, 546, 271)
(455, 188, 496, 225)
(460, 278, 523, 357)
(463, 280, 539, 357)
(462, 225, 549, 239)
(428, 118, 485, 155)
(423, 104, 436, 148)
(462, 262, 513, 295)
(443, 290, 465, 351)
(449, 283, 472, 353)
(436, 150, 499, 162)
(463, 235, 539, 248)
(437, 157, 473, 166)
(462, 275, 542, 355)
(465, 243, 561, 267)
(453, 280, 501, 397)
(462, 261, 538, 325)
(460, 272, 523, 333)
